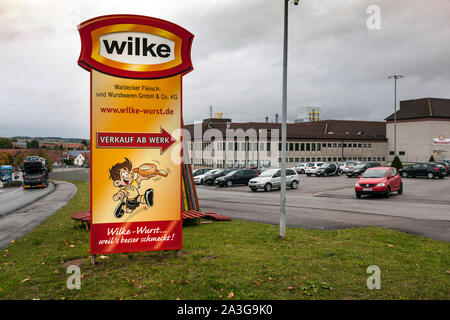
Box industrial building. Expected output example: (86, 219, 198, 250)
(185, 97, 450, 169)
(385, 97, 450, 163)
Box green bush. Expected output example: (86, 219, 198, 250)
(428, 155, 435, 162)
(391, 155, 403, 170)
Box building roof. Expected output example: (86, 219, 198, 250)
(184, 119, 386, 141)
(62, 150, 91, 158)
(0, 149, 62, 163)
(385, 98, 450, 121)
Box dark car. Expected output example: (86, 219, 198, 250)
(215, 169, 258, 187)
(316, 163, 342, 177)
(346, 162, 381, 178)
(430, 162, 449, 176)
(400, 163, 446, 179)
(204, 168, 236, 185)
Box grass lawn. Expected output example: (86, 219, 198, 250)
(0, 181, 448, 300)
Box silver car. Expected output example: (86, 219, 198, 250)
(248, 168, 300, 192)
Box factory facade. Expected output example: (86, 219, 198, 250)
(184, 97, 450, 169)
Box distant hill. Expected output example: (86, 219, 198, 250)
(10, 136, 89, 143)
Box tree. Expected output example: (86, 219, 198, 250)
(391, 155, 403, 170)
(27, 140, 40, 149)
(429, 155, 435, 162)
(0, 152, 13, 165)
(81, 139, 89, 148)
(13, 152, 25, 169)
(38, 149, 53, 172)
(0, 137, 13, 149)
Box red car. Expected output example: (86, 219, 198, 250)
(354, 167, 403, 198)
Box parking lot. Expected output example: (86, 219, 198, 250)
(196, 174, 450, 241)
(198, 174, 450, 204)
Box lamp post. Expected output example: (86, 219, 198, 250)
(388, 75, 403, 159)
(280, 0, 299, 238)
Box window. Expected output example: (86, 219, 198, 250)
(343, 143, 347, 147)
(368, 144, 372, 148)
(235, 142, 239, 151)
(306, 143, 310, 151)
(389, 151, 394, 155)
(241, 142, 246, 151)
(363, 144, 367, 148)
(358, 144, 362, 148)
(286, 169, 296, 176)
(312, 143, 316, 151)
(327, 157, 332, 162)
(278, 143, 282, 151)
(399, 151, 405, 155)
(333, 143, 337, 148)
(353, 143, 357, 148)
(322, 143, 327, 148)
(311, 157, 316, 162)
(327, 143, 332, 148)
(338, 143, 341, 148)
(260, 143, 265, 151)
(228, 142, 233, 151)
(317, 157, 321, 161)
(301, 143, 305, 151)
(300, 158, 305, 162)
(295, 143, 299, 151)
(267, 143, 271, 151)
(317, 143, 321, 151)
(295, 157, 299, 162)
(241, 160, 246, 168)
(289, 158, 293, 162)
(289, 143, 294, 151)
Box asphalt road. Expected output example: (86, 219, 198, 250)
(0, 183, 55, 217)
(197, 175, 450, 242)
(0, 181, 77, 249)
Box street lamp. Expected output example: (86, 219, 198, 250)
(388, 74, 403, 159)
(280, 0, 300, 238)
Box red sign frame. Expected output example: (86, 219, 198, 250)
(78, 14, 193, 79)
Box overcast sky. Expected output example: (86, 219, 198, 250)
(1, 0, 449, 139)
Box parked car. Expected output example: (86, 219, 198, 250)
(192, 168, 212, 177)
(355, 167, 403, 198)
(215, 169, 258, 187)
(399, 163, 446, 179)
(193, 169, 219, 185)
(204, 168, 237, 185)
(305, 162, 325, 176)
(294, 163, 307, 174)
(248, 168, 299, 192)
(316, 163, 343, 177)
(342, 161, 363, 172)
(430, 161, 449, 176)
(346, 162, 382, 178)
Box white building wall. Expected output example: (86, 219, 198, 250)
(387, 120, 450, 163)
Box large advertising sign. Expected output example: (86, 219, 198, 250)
(432, 135, 450, 145)
(78, 15, 193, 254)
